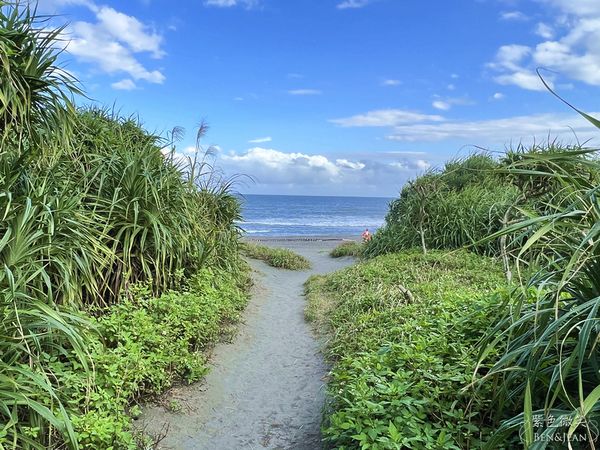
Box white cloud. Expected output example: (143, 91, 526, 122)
(221, 148, 341, 181)
(336, 158, 366, 170)
(488, 44, 548, 91)
(248, 136, 272, 143)
(288, 89, 322, 96)
(38, 0, 96, 12)
(391, 159, 430, 170)
(205, 0, 237, 5)
(204, 0, 260, 7)
(217, 147, 430, 195)
(415, 159, 432, 170)
(337, 0, 372, 9)
(500, 11, 529, 21)
(432, 96, 474, 111)
(382, 79, 401, 86)
(95, 7, 164, 58)
(332, 106, 600, 145)
(432, 100, 450, 111)
(493, 92, 505, 100)
(331, 109, 445, 127)
(58, 2, 166, 85)
(535, 22, 555, 39)
(544, 0, 600, 16)
(385, 112, 600, 143)
(490, 1, 600, 89)
(495, 71, 547, 91)
(111, 78, 136, 90)
(447, 83, 456, 90)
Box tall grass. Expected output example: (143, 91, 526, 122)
(0, 2, 80, 146)
(365, 153, 521, 258)
(475, 148, 600, 447)
(0, 3, 244, 448)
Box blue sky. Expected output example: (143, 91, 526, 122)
(42, 0, 600, 196)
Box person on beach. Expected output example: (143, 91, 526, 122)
(362, 228, 372, 242)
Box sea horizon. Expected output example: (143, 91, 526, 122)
(237, 193, 393, 237)
(237, 192, 396, 200)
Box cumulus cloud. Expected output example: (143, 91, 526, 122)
(217, 147, 430, 195)
(222, 148, 340, 181)
(95, 7, 164, 58)
(490, 0, 600, 89)
(331, 109, 445, 127)
(336, 159, 366, 170)
(488, 44, 548, 91)
(381, 79, 401, 86)
(535, 22, 555, 39)
(544, 0, 600, 16)
(492, 92, 505, 100)
(52, 1, 166, 87)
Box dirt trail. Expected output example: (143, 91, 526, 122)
(140, 239, 355, 449)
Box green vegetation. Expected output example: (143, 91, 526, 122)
(363, 153, 517, 258)
(476, 149, 600, 448)
(242, 242, 312, 270)
(312, 77, 600, 446)
(306, 251, 506, 448)
(51, 268, 248, 449)
(313, 144, 600, 448)
(0, 4, 248, 449)
(363, 147, 588, 260)
(329, 241, 364, 258)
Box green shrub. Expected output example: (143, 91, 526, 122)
(31, 265, 250, 449)
(0, 4, 248, 448)
(242, 242, 311, 270)
(330, 241, 364, 258)
(475, 149, 600, 447)
(306, 250, 506, 449)
(365, 154, 521, 258)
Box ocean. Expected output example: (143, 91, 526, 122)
(238, 194, 392, 237)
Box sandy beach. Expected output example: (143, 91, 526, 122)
(140, 237, 355, 449)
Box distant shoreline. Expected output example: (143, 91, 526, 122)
(242, 234, 360, 242)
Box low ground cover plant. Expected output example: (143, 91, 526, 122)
(306, 250, 506, 449)
(62, 267, 249, 449)
(242, 242, 311, 270)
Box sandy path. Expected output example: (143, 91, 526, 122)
(140, 239, 355, 449)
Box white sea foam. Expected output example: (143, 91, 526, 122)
(240, 218, 384, 227)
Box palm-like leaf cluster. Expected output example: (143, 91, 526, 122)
(0, 3, 242, 449)
(477, 149, 600, 448)
(0, 2, 80, 146)
(364, 153, 521, 258)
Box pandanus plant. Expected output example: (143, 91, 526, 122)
(476, 76, 600, 449)
(0, 1, 81, 148)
